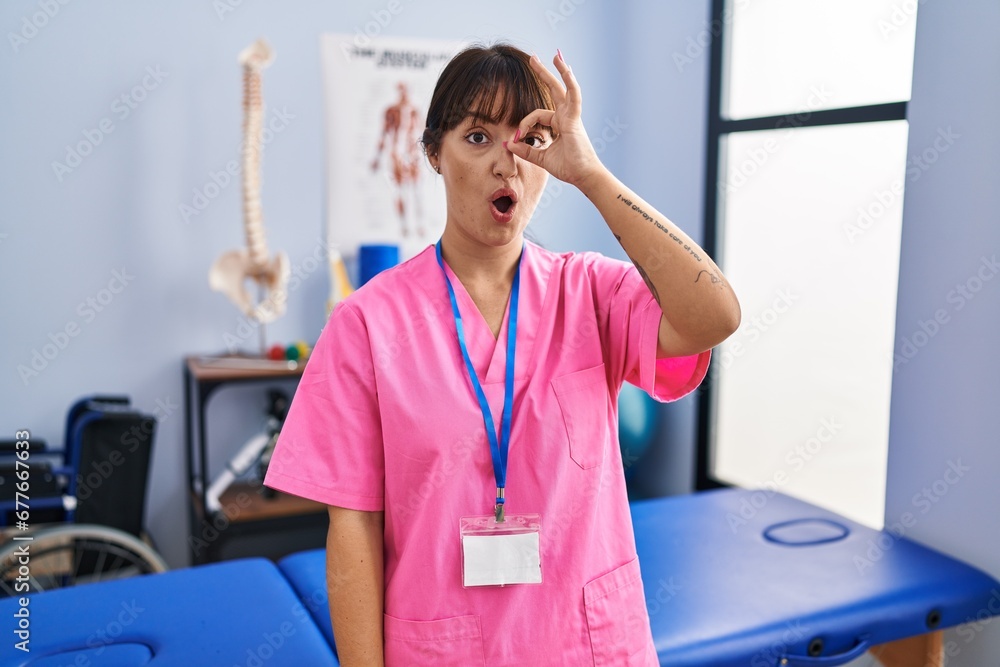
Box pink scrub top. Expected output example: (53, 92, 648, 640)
(264, 241, 709, 666)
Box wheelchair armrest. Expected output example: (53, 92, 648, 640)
(85, 395, 131, 406)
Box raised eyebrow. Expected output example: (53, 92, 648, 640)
(463, 113, 500, 128)
(461, 118, 553, 137)
(463, 115, 550, 130)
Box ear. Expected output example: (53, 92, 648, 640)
(427, 150, 440, 173)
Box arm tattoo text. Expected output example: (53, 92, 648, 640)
(616, 194, 702, 262)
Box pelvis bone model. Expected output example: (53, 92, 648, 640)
(209, 38, 290, 325)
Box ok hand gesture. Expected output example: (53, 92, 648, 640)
(505, 51, 606, 191)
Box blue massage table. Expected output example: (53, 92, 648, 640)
(632, 489, 999, 665)
(2, 488, 997, 666)
(0, 558, 338, 666)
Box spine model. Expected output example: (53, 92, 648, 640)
(209, 38, 290, 327)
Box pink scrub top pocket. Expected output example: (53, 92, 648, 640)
(584, 556, 659, 666)
(383, 613, 486, 667)
(552, 363, 610, 470)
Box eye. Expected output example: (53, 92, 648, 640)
(465, 131, 489, 145)
(523, 134, 549, 148)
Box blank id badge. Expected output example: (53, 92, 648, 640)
(460, 514, 542, 587)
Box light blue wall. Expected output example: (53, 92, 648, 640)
(885, 2, 1000, 663)
(615, 0, 711, 498)
(0, 0, 712, 568)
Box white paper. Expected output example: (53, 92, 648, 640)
(462, 532, 542, 587)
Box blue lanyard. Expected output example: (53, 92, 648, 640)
(435, 240, 522, 522)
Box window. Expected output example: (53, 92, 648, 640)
(698, 0, 919, 528)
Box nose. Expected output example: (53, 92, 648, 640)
(493, 143, 517, 180)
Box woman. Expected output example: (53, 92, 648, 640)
(265, 43, 740, 666)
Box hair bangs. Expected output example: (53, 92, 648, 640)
(423, 44, 553, 153)
(459, 55, 552, 129)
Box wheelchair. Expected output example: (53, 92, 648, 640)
(0, 395, 168, 596)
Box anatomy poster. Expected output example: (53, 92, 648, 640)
(321, 35, 467, 262)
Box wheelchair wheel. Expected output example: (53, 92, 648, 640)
(0, 524, 168, 597)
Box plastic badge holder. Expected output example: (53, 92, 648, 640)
(460, 514, 542, 587)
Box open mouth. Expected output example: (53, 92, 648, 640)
(493, 196, 513, 213)
(489, 189, 518, 222)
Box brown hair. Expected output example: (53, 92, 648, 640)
(421, 43, 554, 157)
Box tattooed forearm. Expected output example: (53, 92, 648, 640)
(616, 193, 702, 261)
(635, 262, 660, 303)
(695, 269, 722, 284)
(616, 193, 657, 224)
(615, 234, 661, 303)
